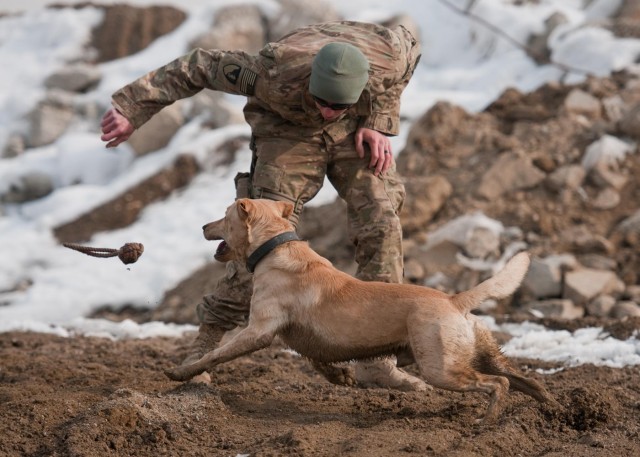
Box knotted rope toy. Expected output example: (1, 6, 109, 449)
(63, 242, 144, 265)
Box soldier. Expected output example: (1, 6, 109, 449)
(101, 21, 425, 391)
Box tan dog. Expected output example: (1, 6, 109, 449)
(165, 198, 556, 423)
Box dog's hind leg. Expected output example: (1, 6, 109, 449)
(426, 368, 510, 425)
(165, 321, 278, 382)
(472, 324, 559, 407)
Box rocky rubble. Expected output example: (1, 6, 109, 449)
(396, 70, 640, 322)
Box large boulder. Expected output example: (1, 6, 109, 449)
(476, 152, 546, 200)
(400, 175, 452, 234)
(127, 102, 185, 156)
(88, 4, 187, 63)
(189, 4, 267, 54)
(26, 91, 74, 148)
(44, 63, 101, 93)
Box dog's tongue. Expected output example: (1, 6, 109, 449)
(215, 241, 228, 255)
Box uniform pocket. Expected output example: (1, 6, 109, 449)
(252, 162, 284, 193)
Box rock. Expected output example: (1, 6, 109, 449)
(616, 0, 640, 21)
(27, 92, 74, 148)
(423, 271, 455, 291)
(523, 299, 584, 319)
(423, 212, 504, 252)
(410, 239, 460, 271)
(190, 4, 266, 53)
(591, 187, 621, 210)
(1, 172, 54, 203)
(522, 254, 577, 300)
(44, 63, 101, 92)
(267, 0, 341, 41)
(563, 268, 625, 305)
(186, 91, 244, 128)
(298, 199, 354, 271)
(400, 175, 452, 234)
(608, 17, 640, 39)
(545, 164, 586, 192)
(533, 154, 557, 173)
(576, 254, 618, 271)
(612, 209, 640, 246)
(403, 258, 425, 284)
(625, 285, 640, 302)
(618, 103, 640, 140)
(560, 225, 614, 255)
(581, 134, 636, 170)
(527, 12, 568, 64)
(464, 226, 500, 259)
(611, 301, 640, 318)
(397, 101, 508, 177)
(477, 152, 546, 200)
(127, 103, 184, 156)
(381, 14, 421, 44)
(585, 295, 616, 317)
(588, 162, 628, 190)
(564, 89, 602, 118)
(602, 94, 625, 122)
(2, 134, 25, 158)
(89, 4, 187, 63)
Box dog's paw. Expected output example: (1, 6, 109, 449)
(311, 361, 357, 387)
(164, 366, 198, 382)
(354, 359, 430, 392)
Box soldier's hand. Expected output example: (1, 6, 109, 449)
(100, 108, 135, 148)
(355, 127, 394, 176)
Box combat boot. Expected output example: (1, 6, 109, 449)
(181, 323, 226, 383)
(355, 357, 430, 392)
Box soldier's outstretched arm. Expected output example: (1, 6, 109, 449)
(110, 48, 263, 130)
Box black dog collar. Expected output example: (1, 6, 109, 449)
(246, 231, 299, 273)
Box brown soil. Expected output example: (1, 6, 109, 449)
(1, 331, 639, 457)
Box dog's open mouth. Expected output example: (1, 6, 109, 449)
(214, 240, 230, 261)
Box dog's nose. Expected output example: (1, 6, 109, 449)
(202, 224, 208, 231)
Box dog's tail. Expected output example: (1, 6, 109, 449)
(451, 252, 530, 313)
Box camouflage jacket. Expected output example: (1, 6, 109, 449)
(112, 21, 421, 146)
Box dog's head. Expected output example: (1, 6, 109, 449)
(203, 198, 295, 263)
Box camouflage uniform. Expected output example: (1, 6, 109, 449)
(112, 21, 421, 333)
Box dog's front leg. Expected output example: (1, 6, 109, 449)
(165, 322, 277, 382)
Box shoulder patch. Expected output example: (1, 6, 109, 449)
(224, 64, 241, 84)
(223, 64, 258, 96)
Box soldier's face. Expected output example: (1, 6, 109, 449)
(316, 104, 348, 120)
(312, 95, 352, 121)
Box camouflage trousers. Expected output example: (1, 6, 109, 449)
(196, 134, 406, 330)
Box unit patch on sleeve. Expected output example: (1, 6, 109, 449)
(223, 64, 258, 96)
(223, 64, 241, 84)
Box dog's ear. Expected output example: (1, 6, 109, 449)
(277, 201, 294, 220)
(236, 198, 253, 221)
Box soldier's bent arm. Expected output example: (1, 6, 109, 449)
(358, 27, 421, 137)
